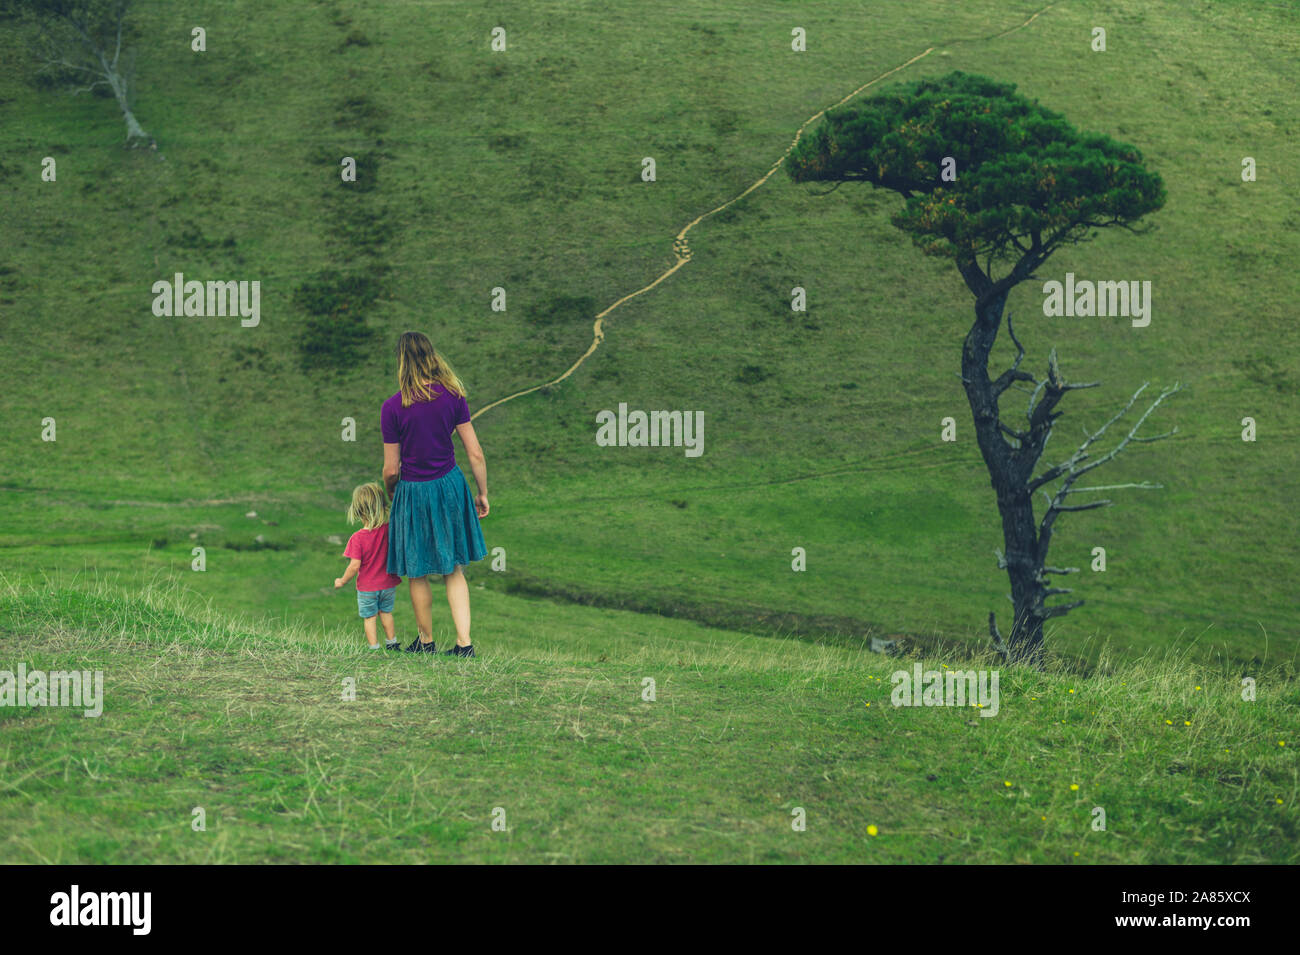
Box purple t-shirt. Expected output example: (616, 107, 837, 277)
(380, 387, 470, 482)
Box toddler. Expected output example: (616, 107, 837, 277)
(335, 482, 403, 650)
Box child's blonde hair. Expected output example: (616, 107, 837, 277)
(347, 482, 389, 530)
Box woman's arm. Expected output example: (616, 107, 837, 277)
(455, 421, 489, 517)
(383, 442, 401, 498)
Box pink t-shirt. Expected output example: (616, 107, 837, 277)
(343, 524, 402, 591)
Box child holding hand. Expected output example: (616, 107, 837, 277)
(335, 482, 403, 650)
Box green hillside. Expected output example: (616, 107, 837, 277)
(0, 4, 1296, 674)
(2, 0, 1298, 867)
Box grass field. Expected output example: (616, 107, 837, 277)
(1, 0, 1297, 863)
(1, 575, 1296, 864)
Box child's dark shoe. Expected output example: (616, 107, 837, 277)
(442, 644, 475, 659)
(385, 639, 402, 651)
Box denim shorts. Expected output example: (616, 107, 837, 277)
(357, 587, 396, 619)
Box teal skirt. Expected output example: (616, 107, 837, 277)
(387, 468, 487, 578)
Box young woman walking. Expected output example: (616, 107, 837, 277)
(382, 331, 489, 657)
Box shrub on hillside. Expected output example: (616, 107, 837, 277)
(292, 268, 386, 371)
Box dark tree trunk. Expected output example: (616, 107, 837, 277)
(960, 292, 1047, 665)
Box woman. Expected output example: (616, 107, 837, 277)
(382, 331, 489, 657)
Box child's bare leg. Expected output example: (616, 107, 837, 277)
(408, 575, 435, 644)
(378, 611, 395, 641)
(363, 615, 379, 647)
(444, 567, 471, 647)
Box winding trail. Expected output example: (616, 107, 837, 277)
(472, 3, 1061, 422)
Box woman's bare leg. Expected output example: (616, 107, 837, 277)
(408, 575, 435, 644)
(444, 567, 471, 646)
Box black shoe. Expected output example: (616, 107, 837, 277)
(404, 636, 437, 653)
(384, 640, 402, 651)
(443, 644, 475, 658)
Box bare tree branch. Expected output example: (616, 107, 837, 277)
(1065, 481, 1162, 493)
(1036, 380, 1183, 559)
(992, 314, 1037, 399)
(999, 421, 1030, 444)
(989, 612, 1009, 662)
(1047, 499, 1112, 513)
(1044, 599, 1085, 619)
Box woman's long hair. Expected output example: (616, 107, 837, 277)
(396, 331, 466, 407)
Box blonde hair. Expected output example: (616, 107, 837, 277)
(347, 482, 389, 530)
(396, 330, 466, 407)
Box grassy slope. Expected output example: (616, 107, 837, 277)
(0, 2, 1297, 662)
(0, 575, 1296, 864)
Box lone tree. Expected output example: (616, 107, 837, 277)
(788, 71, 1178, 665)
(8, 0, 151, 145)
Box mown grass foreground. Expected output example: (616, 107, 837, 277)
(1, 576, 1294, 864)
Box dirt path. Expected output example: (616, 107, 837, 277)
(472, 3, 1061, 421)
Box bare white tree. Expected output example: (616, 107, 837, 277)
(10, 0, 151, 145)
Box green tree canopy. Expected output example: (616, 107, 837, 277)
(789, 72, 1165, 298)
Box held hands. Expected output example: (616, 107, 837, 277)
(475, 493, 489, 518)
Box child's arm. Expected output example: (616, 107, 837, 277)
(335, 558, 362, 589)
